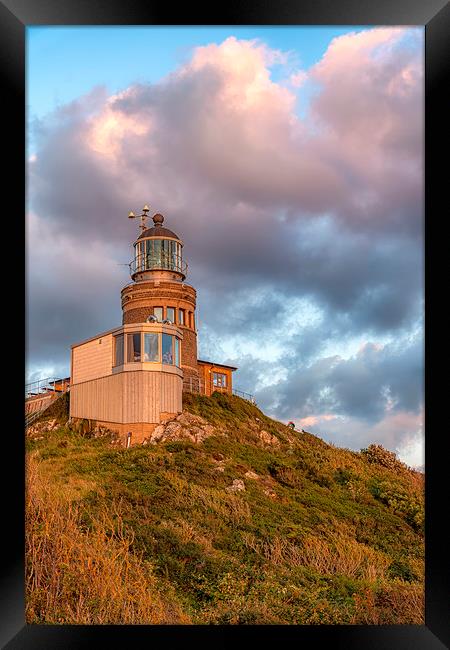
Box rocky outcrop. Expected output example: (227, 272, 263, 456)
(258, 429, 280, 447)
(143, 411, 220, 445)
(26, 418, 61, 438)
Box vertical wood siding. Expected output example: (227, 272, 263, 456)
(70, 370, 182, 423)
(72, 334, 113, 384)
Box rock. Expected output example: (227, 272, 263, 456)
(245, 470, 259, 480)
(258, 430, 280, 446)
(176, 412, 208, 427)
(226, 479, 246, 493)
(149, 424, 166, 443)
(164, 422, 183, 437)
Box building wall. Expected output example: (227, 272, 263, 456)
(71, 334, 113, 384)
(198, 362, 234, 397)
(70, 370, 182, 424)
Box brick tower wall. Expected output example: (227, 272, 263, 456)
(121, 280, 199, 381)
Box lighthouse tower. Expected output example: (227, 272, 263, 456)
(121, 208, 199, 385)
(69, 205, 238, 445)
(69, 207, 199, 443)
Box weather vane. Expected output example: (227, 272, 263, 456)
(128, 204, 150, 232)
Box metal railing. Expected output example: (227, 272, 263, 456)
(182, 377, 255, 404)
(182, 377, 205, 394)
(25, 377, 70, 429)
(129, 253, 188, 277)
(25, 377, 70, 399)
(232, 388, 256, 404)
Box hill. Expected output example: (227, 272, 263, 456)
(26, 391, 424, 625)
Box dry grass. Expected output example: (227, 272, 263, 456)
(26, 453, 190, 624)
(242, 530, 390, 580)
(351, 583, 424, 624)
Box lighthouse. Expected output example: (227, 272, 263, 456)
(69, 206, 237, 444)
(122, 207, 199, 386)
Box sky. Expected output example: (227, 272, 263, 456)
(26, 26, 424, 468)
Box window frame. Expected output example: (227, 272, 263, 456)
(113, 333, 124, 367)
(143, 332, 160, 363)
(126, 332, 142, 363)
(153, 306, 163, 322)
(212, 372, 227, 388)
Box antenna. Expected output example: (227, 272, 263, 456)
(128, 204, 150, 232)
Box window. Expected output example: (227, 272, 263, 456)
(178, 309, 185, 325)
(174, 337, 180, 367)
(153, 240, 162, 267)
(162, 333, 173, 365)
(127, 333, 141, 362)
(114, 334, 124, 366)
(145, 239, 152, 268)
(153, 307, 163, 322)
(161, 239, 170, 267)
(135, 241, 145, 272)
(213, 372, 227, 388)
(166, 307, 175, 323)
(144, 333, 159, 362)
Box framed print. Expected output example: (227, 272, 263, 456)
(2, 0, 448, 647)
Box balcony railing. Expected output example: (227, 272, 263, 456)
(182, 377, 255, 404)
(232, 388, 256, 404)
(183, 377, 205, 394)
(130, 253, 188, 277)
(25, 376, 70, 400)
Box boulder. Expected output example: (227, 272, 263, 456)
(226, 479, 246, 493)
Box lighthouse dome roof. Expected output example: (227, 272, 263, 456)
(137, 213, 181, 242)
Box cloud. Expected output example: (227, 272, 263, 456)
(27, 29, 424, 465)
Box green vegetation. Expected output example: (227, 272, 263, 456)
(26, 392, 424, 624)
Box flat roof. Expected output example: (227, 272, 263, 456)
(197, 359, 238, 371)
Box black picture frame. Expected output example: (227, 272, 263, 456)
(2, 0, 448, 647)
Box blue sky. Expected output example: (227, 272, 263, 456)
(26, 26, 424, 466)
(27, 26, 369, 119)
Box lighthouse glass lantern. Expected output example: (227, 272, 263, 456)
(130, 213, 187, 281)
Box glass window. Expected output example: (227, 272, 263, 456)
(162, 334, 173, 365)
(161, 239, 170, 268)
(178, 309, 184, 325)
(114, 334, 124, 366)
(153, 307, 163, 322)
(127, 333, 141, 362)
(174, 337, 180, 367)
(145, 239, 152, 269)
(144, 333, 159, 362)
(153, 240, 162, 267)
(135, 242, 144, 272)
(213, 372, 227, 387)
(166, 307, 175, 323)
(170, 241, 176, 270)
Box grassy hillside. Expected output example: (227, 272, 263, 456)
(26, 391, 424, 625)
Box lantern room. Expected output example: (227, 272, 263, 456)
(129, 212, 187, 282)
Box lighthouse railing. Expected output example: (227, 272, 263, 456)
(129, 253, 188, 276)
